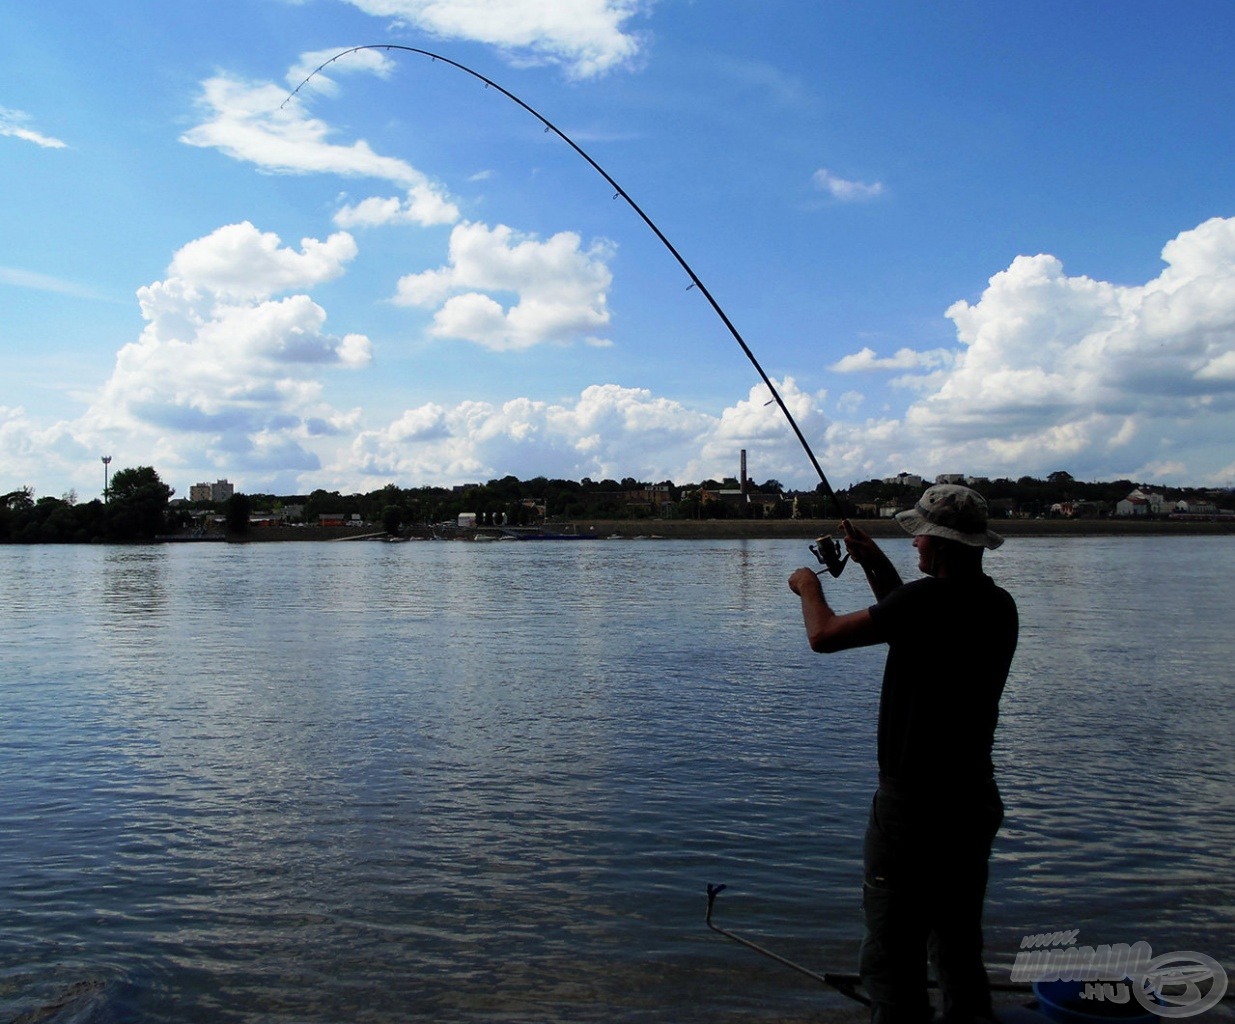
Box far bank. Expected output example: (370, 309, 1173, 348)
(228, 516, 1235, 543)
(559, 517, 1235, 540)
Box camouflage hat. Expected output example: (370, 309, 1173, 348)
(895, 484, 1004, 549)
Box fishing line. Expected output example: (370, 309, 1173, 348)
(285, 44, 845, 515)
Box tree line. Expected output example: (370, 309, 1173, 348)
(2, 467, 176, 544)
(844, 471, 1228, 517)
(4, 467, 1228, 544)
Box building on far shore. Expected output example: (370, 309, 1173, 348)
(189, 479, 235, 503)
(1116, 488, 1167, 516)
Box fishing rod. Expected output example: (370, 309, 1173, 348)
(285, 45, 849, 537)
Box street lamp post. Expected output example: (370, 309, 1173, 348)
(102, 456, 112, 503)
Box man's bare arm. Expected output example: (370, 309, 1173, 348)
(788, 567, 881, 653)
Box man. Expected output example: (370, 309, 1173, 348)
(788, 485, 1018, 1024)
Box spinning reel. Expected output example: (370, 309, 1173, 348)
(809, 533, 850, 577)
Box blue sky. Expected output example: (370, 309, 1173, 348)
(3, 1, 1234, 501)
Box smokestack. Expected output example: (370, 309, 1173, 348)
(740, 449, 747, 495)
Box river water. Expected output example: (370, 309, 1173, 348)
(1, 536, 1232, 1022)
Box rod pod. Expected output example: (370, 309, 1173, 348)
(705, 884, 870, 1006)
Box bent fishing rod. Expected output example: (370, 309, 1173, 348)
(286, 45, 849, 557)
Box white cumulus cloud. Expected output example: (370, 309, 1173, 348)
(81, 223, 371, 478)
(393, 221, 614, 350)
(166, 222, 357, 300)
(333, 186, 460, 228)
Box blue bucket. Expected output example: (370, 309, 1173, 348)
(1033, 979, 1158, 1023)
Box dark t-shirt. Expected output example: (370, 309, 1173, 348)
(867, 574, 1018, 788)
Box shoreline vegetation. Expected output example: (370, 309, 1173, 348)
(7, 466, 1234, 544)
(236, 516, 1235, 543)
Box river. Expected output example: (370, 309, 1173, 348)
(2, 537, 1232, 1022)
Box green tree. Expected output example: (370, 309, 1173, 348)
(0, 488, 34, 541)
(36, 497, 78, 543)
(2, 487, 34, 511)
(224, 493, 252, 535)
(106, 467, 173, 540)
(381, 505, 404, 536)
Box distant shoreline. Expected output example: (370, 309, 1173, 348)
(228, 516, 1235, 543)
(554, 517, 1235, 540)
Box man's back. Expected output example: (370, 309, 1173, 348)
(869, 573, 1018, 788)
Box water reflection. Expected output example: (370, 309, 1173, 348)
(100, 546, 170, 633)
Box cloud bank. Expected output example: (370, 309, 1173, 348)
(834, 217, 1235, 483)
(8, 216, 1235, 498)
(346, 383, 716, 485)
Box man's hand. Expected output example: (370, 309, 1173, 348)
(788, 566, 823, 597)
(839, 518, 904, 600)
(840, 518, 879, 566)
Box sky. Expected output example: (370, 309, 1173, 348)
(3, 1, 1235, 502)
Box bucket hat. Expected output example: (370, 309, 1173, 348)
(894, 484, 1004, 549)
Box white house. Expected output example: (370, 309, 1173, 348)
(1115, 488, 1166, 517)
